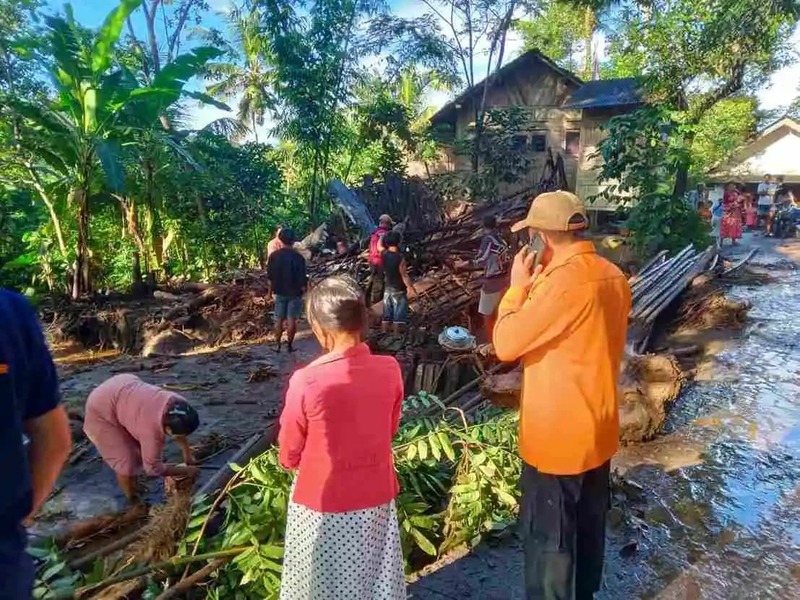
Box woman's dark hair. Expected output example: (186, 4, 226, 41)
(164, 399, 200, 435)
(278, 227, 296, 246)
(382, 231, 401, 248)
(306, 276, 367, 333)
(482, 215, 497, 229)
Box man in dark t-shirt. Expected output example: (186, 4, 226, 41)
(0, 289, 72, 599)
(266, 228, 308, 352)
(380, 232, 417, 335)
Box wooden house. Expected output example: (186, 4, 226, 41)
(420, 49, 643, 210)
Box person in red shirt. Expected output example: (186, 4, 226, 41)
(367, 214, 393, 305)
(278, 276, 405, 599)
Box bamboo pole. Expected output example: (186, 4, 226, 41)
(73, 547, 248, 599)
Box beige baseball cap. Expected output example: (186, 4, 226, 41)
(510, 190, 589, 233)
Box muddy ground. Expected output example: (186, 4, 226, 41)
(34, 330, 322, 536)
(36, 234, 800, 599)
(409, 234, 800, 599)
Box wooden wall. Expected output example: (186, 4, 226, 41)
(575, 107, 635, 211)
(411, 60, 638, 211)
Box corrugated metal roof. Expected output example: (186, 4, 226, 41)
(562, 78, 644, 109)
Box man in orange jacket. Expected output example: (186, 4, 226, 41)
(493, 191, 631, 600)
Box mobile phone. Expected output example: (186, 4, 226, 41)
(527, 233, 546, 271)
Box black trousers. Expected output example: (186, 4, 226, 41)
(368, 264, 384, 306)
(519, 460, 610, 600)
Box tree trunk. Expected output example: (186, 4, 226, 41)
(143, 161, 164, 272)
(473, 4, 515, 177)
(583, 8, 596, 80)
(27, 169, 69, 261)
(252, 112, 258, 143)
(673, 134, 694, 200)
(116, 195, 146, 290)
(72, 186, 90, 299)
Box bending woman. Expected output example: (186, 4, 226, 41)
(83, 374, 200, 503)
(278, 276, 406, 600)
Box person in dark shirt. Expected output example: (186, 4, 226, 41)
(266, 228, 308, 352)
(0, 289, 72, 599)
(381, 232, 417, 335)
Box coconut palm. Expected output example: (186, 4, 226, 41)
(10, 0, 225, 297)
(205, 3, 275, 142)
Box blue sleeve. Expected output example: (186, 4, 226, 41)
(11, 293, 61, 420)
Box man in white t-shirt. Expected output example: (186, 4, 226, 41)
(757, 174, 776, 231)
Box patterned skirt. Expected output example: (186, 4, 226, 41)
(279, 499, 406, 600)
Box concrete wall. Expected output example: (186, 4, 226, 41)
(709, 126, 800, 184)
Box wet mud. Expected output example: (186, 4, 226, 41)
(410, 236, 800, 599)
(33, 332, 321, 538)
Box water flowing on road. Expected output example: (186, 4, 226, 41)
(410, 238, 800, 600)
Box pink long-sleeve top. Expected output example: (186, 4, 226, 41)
(84, 374, 178, 476)
(278, 343, 404, 513)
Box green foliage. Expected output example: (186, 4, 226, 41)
(690, 97, 757, 179)
(205, 3, 275, 141)
(435, 107, 534, 202)
(593, 106, 710, 254)
(516, 3, 593, 75)
(6, 1, 223, 296)
(603, 0, 796, 115)
(183, 451, 291, 597)
(28, 542, 83, 599)
(172, 398, 521, 596)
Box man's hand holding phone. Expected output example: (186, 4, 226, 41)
(510, 240, 545, 289)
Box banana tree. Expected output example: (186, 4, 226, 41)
(11, 0, 225, 298)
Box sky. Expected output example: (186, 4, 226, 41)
(46, 0, 800, 138)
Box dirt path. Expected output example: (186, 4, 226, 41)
(409, 234, 800, 599)
(33, 330, 322, 536)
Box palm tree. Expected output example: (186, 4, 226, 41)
(10, 0, 225, 297)
(206, 2, 275, 142)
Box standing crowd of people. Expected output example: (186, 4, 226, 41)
(694, 174, 796, 246)
(3, 190, 632, 600)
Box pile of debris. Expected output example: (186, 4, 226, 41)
(46, 272, 273, 356)
(479, 242, 743, 443)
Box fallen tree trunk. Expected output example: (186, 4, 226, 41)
(480, 353, 683, 444)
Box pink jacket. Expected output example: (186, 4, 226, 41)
(84, 374, 178, 476)
(278, 344, 403, 512)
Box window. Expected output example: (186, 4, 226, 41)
(565, 130, 581, 157)
(511, 135, 528, 151)
(530, 134, 547, 153)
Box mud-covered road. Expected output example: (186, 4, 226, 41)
(410, 235, 800, 600)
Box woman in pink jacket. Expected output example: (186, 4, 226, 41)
(278, 276, 405, 599)
(83, 374, 200, 504)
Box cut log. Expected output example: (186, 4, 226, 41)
(477, 354, 683, 443)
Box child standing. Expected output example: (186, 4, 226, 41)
(380, 231, 417, 335)
(278, 276, 406, 600)
(711, 198, 723, 248)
